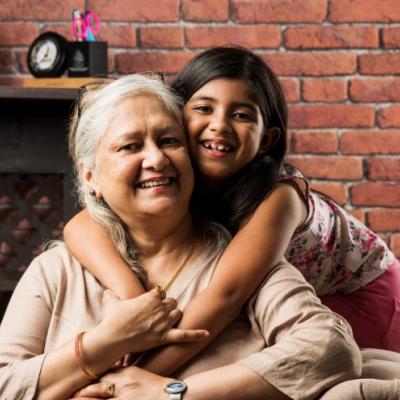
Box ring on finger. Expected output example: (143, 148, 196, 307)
(155, 285, 166, 300)
(106, 382, 115, 397)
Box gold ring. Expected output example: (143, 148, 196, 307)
(155, 285, 166, 300)
(105, 382, 115, 397)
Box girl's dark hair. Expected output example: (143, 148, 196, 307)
(171, 46, 288, 233)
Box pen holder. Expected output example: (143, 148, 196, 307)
(67, 41, 108, 77)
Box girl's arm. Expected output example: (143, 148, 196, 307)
(64, 209, 145, 299)
(65, 184, 306, 375)
(138, 183, 308, 374)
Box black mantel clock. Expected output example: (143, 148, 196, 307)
(27, 32, 68, 77)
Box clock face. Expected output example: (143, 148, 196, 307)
(31, 39, 58, 71)
(27, 32, 67, 77)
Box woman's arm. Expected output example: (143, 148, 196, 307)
(0, 255, 116, 400)
(0, 251, 208, 400)
(64, 209, 145, 299)
(74, 363, 289, 400)
(139, 183, 307, 374)
(239, 261, 362, 399)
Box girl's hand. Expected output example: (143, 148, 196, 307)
(72, 366, 170, 399)
(97, 288, 209, 356)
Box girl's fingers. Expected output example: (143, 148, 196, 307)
(162, 328, 210, 343)
(122, 352, 132, 366)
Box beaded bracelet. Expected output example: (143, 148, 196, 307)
(74, 331, 99, 380)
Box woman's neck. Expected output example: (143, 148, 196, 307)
(127, 212, 197, 288)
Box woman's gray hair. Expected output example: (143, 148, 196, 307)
(68, 74, 183, 283)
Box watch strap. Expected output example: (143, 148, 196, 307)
(169, 394, 182, 400)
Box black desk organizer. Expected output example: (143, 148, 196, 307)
(67, 41, 108, 77)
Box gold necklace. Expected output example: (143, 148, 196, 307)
(162, 235, 197, 293)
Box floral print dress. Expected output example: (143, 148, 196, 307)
(279, 164, 397, 296)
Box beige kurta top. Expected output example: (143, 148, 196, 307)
(0, 244, 361, 400)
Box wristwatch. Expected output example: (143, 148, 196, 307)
(163, 380, 187, 399)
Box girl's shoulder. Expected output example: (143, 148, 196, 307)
(277, 164, 311, 201)
(278, 163, 307, 181)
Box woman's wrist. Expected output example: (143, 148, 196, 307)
(79, 327, 123, 376)
(163, 380, 188, 400)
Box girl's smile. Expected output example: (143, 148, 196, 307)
(184, 78, 267, 184)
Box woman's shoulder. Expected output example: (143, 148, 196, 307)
(30, 242, 76, 270)
(22, 242, 86, 291)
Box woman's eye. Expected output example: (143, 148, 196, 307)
(118, 143, 140, 152)
(159, 137, 179, 147)
(193, 105, 212, 113)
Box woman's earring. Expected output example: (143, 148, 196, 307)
(89, 189, 96, 197)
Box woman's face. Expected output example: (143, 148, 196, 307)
(184, 78, 266, 184)
(86, 94, 194, 225)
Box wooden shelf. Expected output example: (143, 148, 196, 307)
(0, 86, 79, 100)
(0, 77, 108, 100)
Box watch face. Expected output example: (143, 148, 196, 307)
(27, 32, 67, 77)
(164, 381, 187, 394)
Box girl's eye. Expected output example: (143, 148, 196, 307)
(233, 112, 254, 121)
(159, 137, 180, 147)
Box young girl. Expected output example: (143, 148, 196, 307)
(64, 47, 400, 374)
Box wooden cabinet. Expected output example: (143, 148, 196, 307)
(0, 87, 79, 318)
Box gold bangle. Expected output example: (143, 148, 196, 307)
(74, 331, 99, 380)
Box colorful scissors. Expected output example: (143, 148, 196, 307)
(72, 9, 101, 41)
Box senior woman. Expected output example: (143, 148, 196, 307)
(0, 74, 361, 400)
(0, 76, 208, 399)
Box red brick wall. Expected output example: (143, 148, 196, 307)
(1, 0, 399, 255)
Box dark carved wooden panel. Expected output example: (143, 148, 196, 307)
(0, 174, 64, 272)
(0, 87, 79, 318)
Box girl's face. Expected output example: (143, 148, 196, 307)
(184, 78, 267, 184)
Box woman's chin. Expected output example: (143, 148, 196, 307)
(139, 199, 188, 219)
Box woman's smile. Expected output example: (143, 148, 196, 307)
(136, 176, 176, 190)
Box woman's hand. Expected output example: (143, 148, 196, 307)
(96, 288, 209, 356)
(72, 366, 170, 399)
